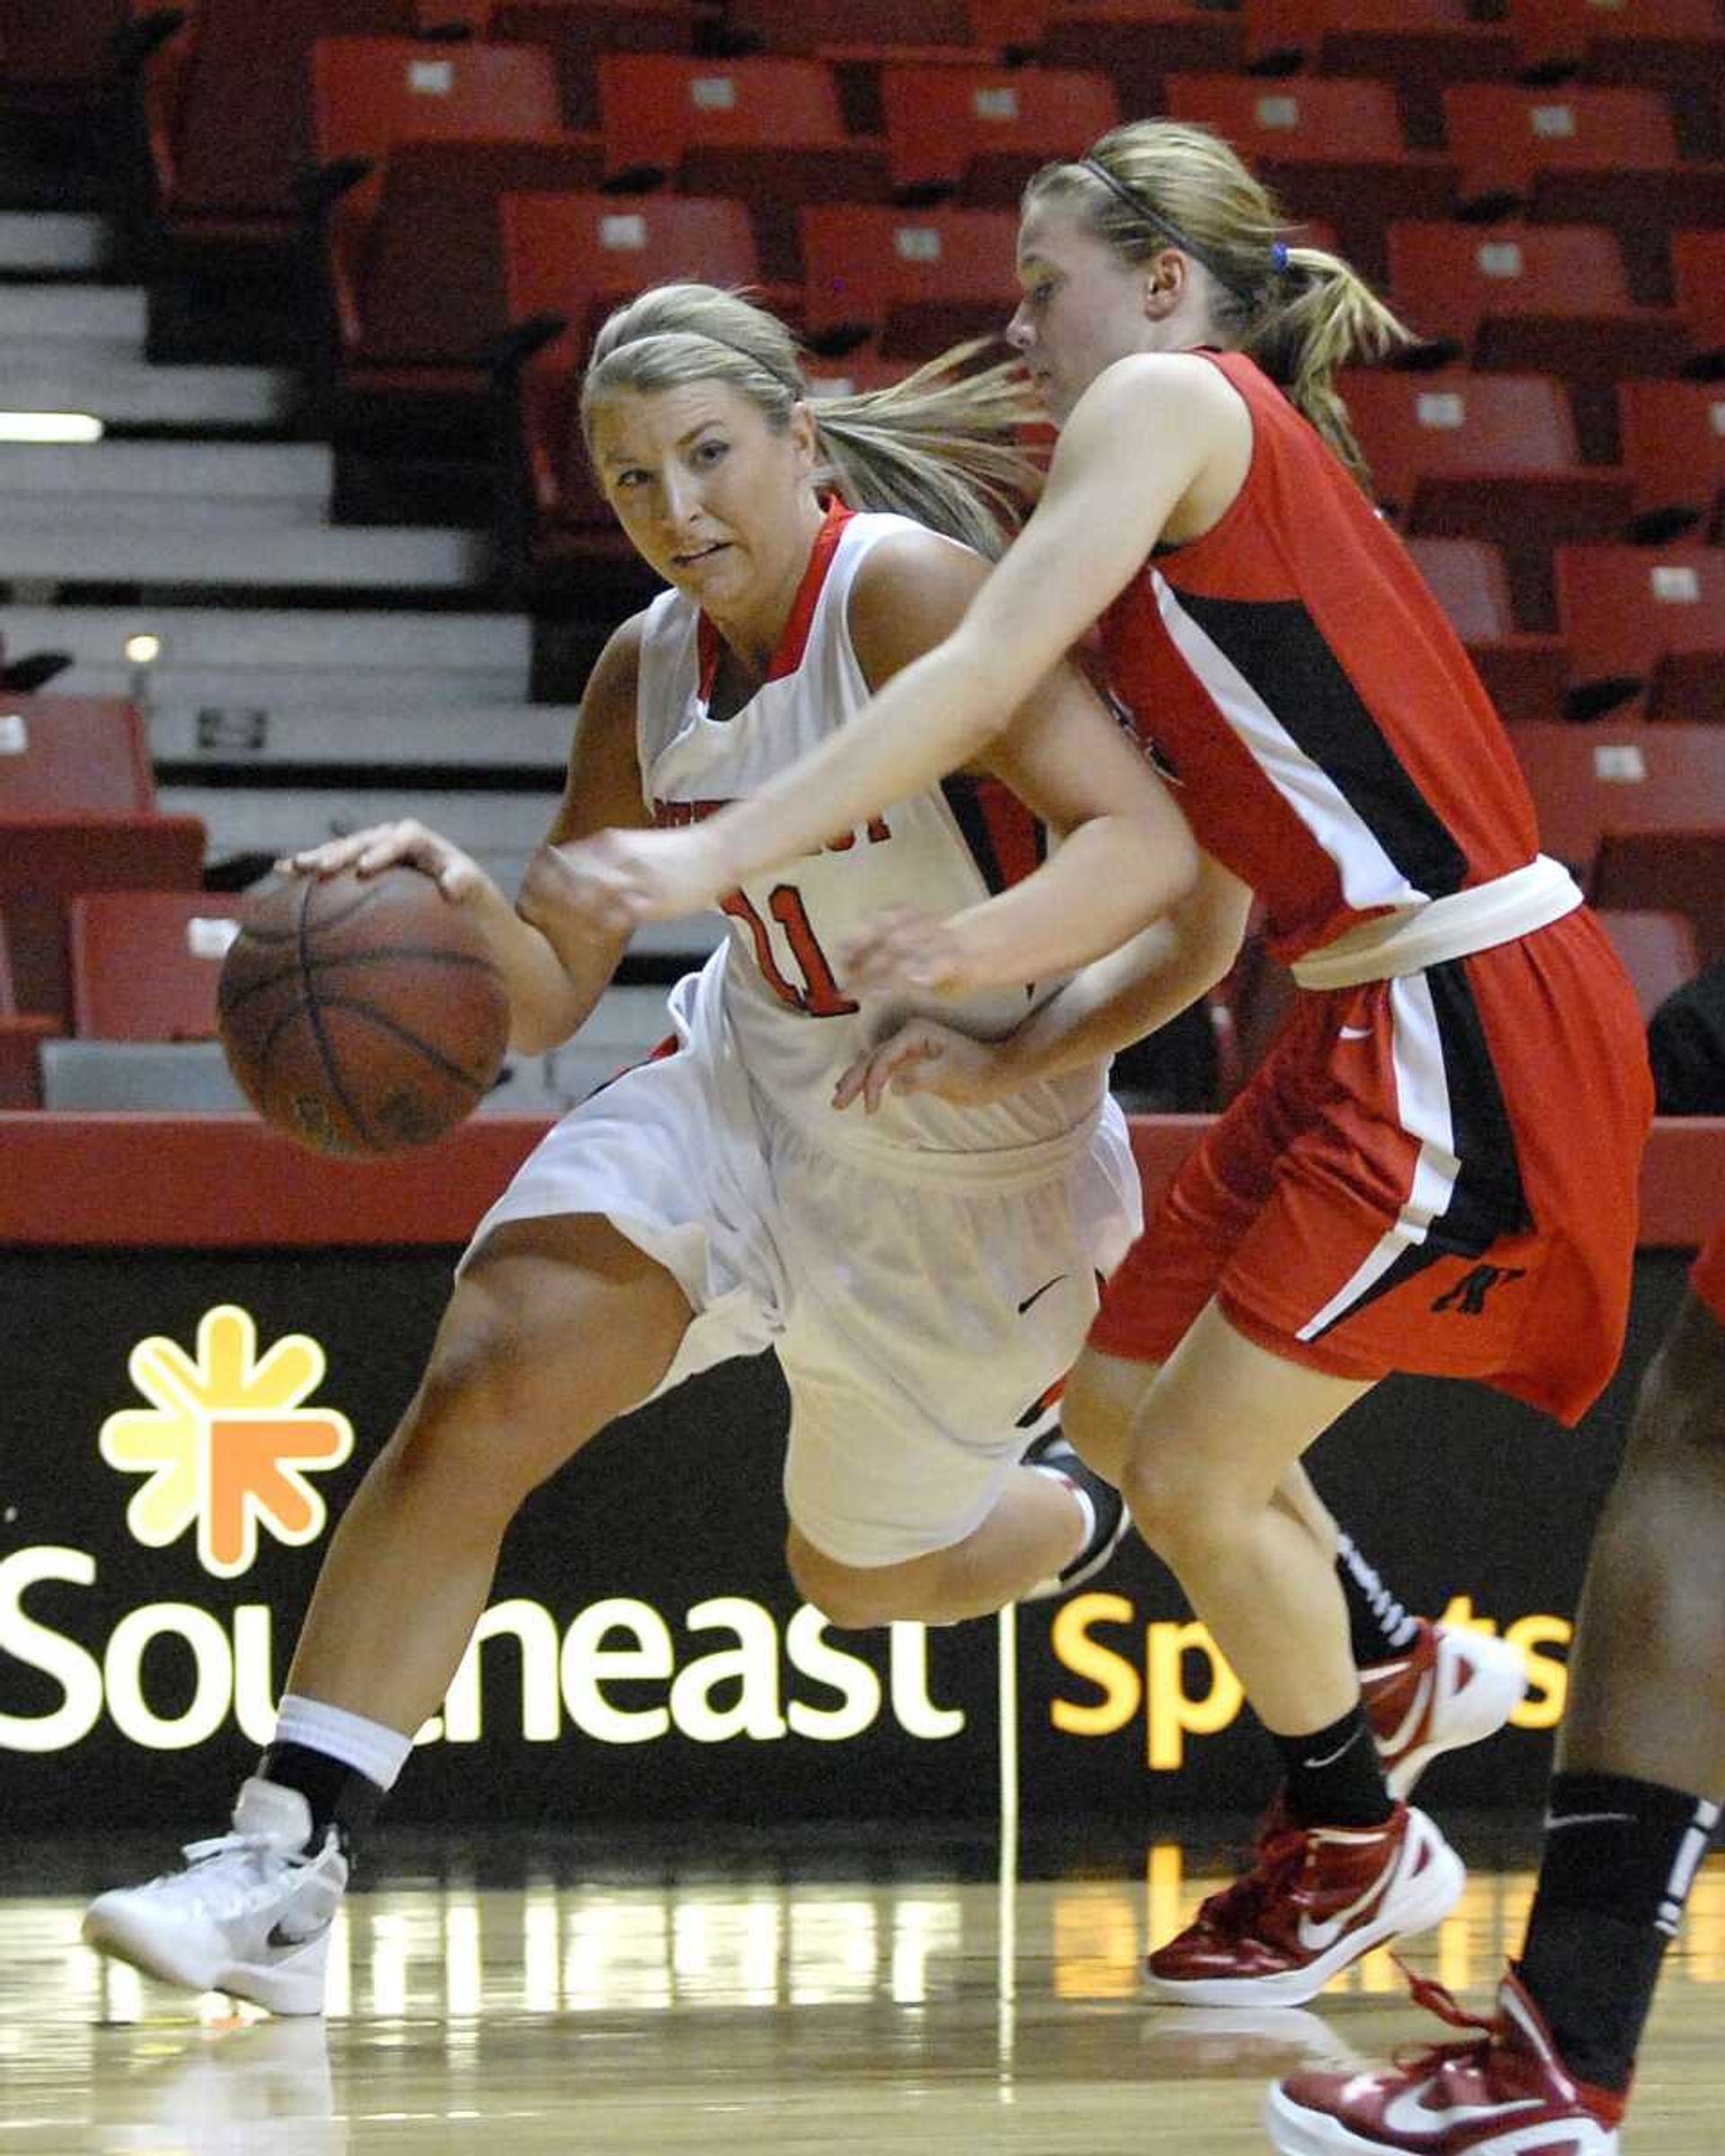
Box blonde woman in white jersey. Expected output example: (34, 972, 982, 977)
(79, 283, 1200, 2017)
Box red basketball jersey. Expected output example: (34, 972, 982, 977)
(1099, 349, 1540, 965)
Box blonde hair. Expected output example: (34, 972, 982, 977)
(1023, 120, 1415, 490)
(580, 283, 1041, 558)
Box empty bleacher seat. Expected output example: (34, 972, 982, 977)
(1506, 720, 1725, 879)
(1595, 908, 1701, 1023)
(1670, 229, 1725, 371)
(801, 205, 1020, 356)
(1616, 379, 1725, 543)
(68, 891, 247, 1038)
(140, 0, 420, 244)
(1384, 222, 1689, 463)
(1404, 535, 1568, 723)
(597, 52, 889, 204)
(726, 0, 978, 57)
(880, 65, 1119, 206)
(306, 33, 600, 397)
(1242, 0, 1516, 151)
(1503, 0, 1725, 94)
(1589, 830, 1725, 970)
(0, 695, 155, 813)
(1341, 368, 1635, 629)
(484, 1, 700, 133)
(1162, 75, 1455, 287)
(0, 812, 206, 1023)
(1439, 84, 1725, 305)
(1037, 4, 1245, 117)
(1554, 542, 1725, 721)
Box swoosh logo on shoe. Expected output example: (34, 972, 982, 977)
(265, 1917, 332, 1950)
(1295, 1848, 1399, 1954)
(1017, 1274, 1068, 1315)
(1378, 1669, 1433, 1756)
(1381, 2088, 1546, 2136)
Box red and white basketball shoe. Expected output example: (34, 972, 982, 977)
(1263, 1966, 1625, 2153)
(1146, 1803, 1464, 2009)
(1362, 1622, 1528, 1800)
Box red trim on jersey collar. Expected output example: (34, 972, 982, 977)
(695, 497, 855, 705)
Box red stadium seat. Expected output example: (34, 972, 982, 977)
(1163, 75, 1455, 286)
(68, 891, 247, 1039)
(145, 0, 420, 243)
(801, 205, 1019, 356)
(1036, 4, 1245, 119)
(1554, 543, 1725, 721)
(1241, 0, 1516, 151)
(0, 696, 155, 815)
(1384, 223, 1688, 464)
(1616, 379, 1725, 544)
(1403, 536, 1569, 723)
(1670, 230, 1725, 371)
(306, 35, 599, 394)
(597, 53, 889, 201)
(493, 189, 769, 588)
(1506, 721, 1725, 880)
(0, 813, 206, 1024)
(1341, 368, 1635, 629)
(0, 920, 57, 1109)
(1439, 84, 1725, 305)
(0, 0, 131, 111)
(484, 1, 699, 132)
(879, 64, 1118, 206)
(1589, 829, 1725, 969)
(1595, 908, 1701, 1022)
(1503, 0, 1725, 94)
(728, 0, 978, 55)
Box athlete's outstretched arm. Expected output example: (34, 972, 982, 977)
(552, 356, 1240, 931)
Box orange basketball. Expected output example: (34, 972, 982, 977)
(217, 866, 510, 1156)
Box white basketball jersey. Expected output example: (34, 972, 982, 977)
(633, 505, 1108, 1160)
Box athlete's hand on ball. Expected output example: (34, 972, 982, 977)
(535, 826, 730, 932)
(837, 906, 978, 999)
(277, 821, 491, 906)
(833, 1020, 1013, 1115)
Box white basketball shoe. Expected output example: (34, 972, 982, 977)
(82, 1777, 347, 2016)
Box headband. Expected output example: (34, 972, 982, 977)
(1079, 158, 1286, 305)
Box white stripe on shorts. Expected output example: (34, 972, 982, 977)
(1295, 970, 1463, 1342)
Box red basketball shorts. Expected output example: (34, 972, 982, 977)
(1091, 907, 1652, 1426)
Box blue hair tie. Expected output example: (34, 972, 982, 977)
(1270, 240, 1290, 273)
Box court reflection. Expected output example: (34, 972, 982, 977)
(3, 1838, 1720, 2153)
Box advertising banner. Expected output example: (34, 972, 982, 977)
(0, 1244, 1690, 1830)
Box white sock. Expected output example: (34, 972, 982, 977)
(272, 1693, 414, 1793)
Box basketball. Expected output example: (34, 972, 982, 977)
(217, 865, 511, 1156)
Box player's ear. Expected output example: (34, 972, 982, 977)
(1142, 248, 1186, 319)
(787, 400, 818, 475)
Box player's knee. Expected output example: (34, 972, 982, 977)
(1120, 1445, 1242, 1566)
(382, 1298, 555, 1512)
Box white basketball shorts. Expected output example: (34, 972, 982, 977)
(461, 965, 1142, 1568)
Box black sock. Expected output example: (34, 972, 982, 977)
(1517, 1772, 1721, 2090)
(1335, 1532, 1420, 1669)
(1272, 1703, 1396, 1827)
(258, 1740, 386, 1854)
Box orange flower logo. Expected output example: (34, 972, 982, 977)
(100, 1305, 354, 1579)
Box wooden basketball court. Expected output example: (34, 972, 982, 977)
(7, 1825, 1721, 2153)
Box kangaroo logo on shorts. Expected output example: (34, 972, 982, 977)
(1430, 1264, 1526, 1317)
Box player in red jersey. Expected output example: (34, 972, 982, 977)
(1269, 1219, 1725, 2155)
(550, 120, 1651, 2007)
